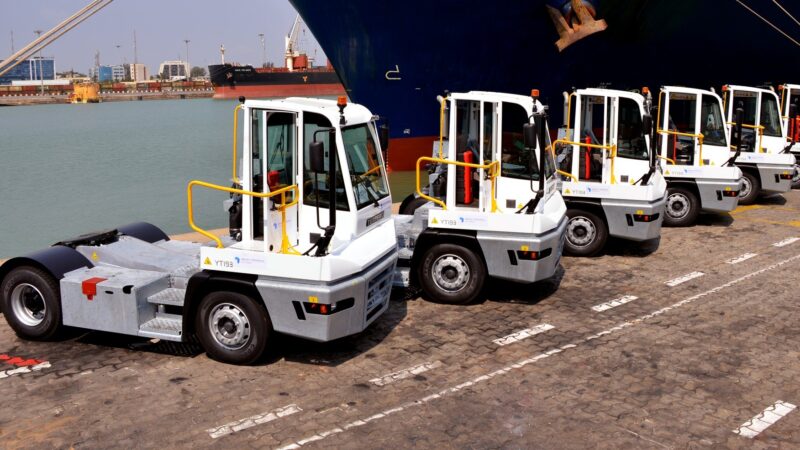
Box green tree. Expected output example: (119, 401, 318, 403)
(190, 66, 207, 78)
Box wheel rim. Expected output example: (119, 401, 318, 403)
(10, 283, 46, 327)
(431, 254, 470, 293)
(567, 216, 597, 248)
(666, 192, 691, 219)
(792, 164, 800, 183)
(208, 303, 251, 350)
(739, 176, 752, 199)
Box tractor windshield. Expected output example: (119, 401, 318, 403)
(341, 124, 390, 209)
(760, 94, 783, 137)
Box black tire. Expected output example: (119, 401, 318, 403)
(738, 171, 760, 205)
(400, 196, 431, 216)
(564, 209, 608, 257)
(0, 266, 62, 340)
(663, 187, 700, 227)
(791, 164, 800, 190)
(195, 291, 271, 365)
(418, 243, 486, 305)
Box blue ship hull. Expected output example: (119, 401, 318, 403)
(289, 0, 800, 168)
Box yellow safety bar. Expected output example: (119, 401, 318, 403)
(563, 92, 577, 139)
(727, 122, 765, 152)
(657, 155, 675, 165)
(437, 97, 448, 159)
(556, 169, 578, 181)
(187, 180, 299, 252)
(416, 157, 500, 212)
(551, 139, 618, 184)
(231, 104, 243, 184)
(657, 129, 705, 166)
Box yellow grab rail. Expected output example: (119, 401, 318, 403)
(232, 104, 243, 184)
(437, 96, 447, 159)
(551, 139, 618, 184)
(727, 122, 765, 152)
(416, 157, 500, 212)
(187, 180, 299, 252)
(657, 155, 675, 165)
(657, 129, 705, 165)
(557, 169, 578, 181)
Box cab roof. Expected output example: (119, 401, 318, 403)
(243, 97, 375, 126)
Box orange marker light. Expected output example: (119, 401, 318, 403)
(642, 87, 650, 95)
(531, 89, 540, 97)
(722, 85, 729, 92)
(337, 96, 347, 107)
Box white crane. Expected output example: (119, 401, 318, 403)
(284, 15, 310, 71)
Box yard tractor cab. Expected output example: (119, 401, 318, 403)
(553, 87, 667, 256)
(655, 87, 744, 222)
(722, 85, 795, 202)
(0, 97, 398, 365)
(778, 83, 800, 188)
(395, 91, 567, 304)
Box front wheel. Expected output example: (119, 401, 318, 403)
(664, 187, 700, 227)
(738, 171, 761, 205)
(196, 291, 271, 365)
(564, 210, 608, 257)
(0, 266, 63, 340)
(419, 243, 486, 305)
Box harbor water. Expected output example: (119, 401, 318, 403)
(0, 99, 416, 258)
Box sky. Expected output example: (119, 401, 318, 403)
(0, 0, 327, 74)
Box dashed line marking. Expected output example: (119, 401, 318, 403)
(276, 253, 800, 450)
(726, 253, 758, 265)
(493, 324, 554, 346)
(773, 237, 800, 247)
(664, 271, 704, 287)
(0, 361, 50, 379)
(734, 400, 796, 438)
(369, 361, 443, 386)
(592, 295, 638, 312)
(207, 404, 301, 439)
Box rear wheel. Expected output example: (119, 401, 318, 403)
(196, 291, 271, 365)
(419, 243, 486, 305)
(564, 210, 608, 257)
(791, 164, 800, 189)
(738, 171, 760, 205)
(0, 266, 62, 340)
(664, 187, 700, 227)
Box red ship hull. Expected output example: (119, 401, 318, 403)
(212, 83, 346, 99)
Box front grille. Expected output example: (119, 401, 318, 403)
(366, 265, 393, 320)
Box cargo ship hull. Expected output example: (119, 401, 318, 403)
(208, 64, 345, 99)
(289, 0, 800, 170)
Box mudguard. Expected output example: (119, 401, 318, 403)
(182, 270, 261, 337)
(117, 222, 170, 243)
(0, 245, 93, 285)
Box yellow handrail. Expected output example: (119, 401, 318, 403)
(557, 169, 578, 181)
(657, 155, 675, 165)
(187, 180, 299, 252)
(232, 104, 243, 184)
(416, 157, 500, 212)
(551, 139, 618, 184)
(564, 92, 576, 140)
(727, 122, 765, 152)
(657, 129, 705, 166)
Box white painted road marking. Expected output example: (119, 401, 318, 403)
(592, 295, 638, 312)
(0, 361, 50, 379)
(207, 404, 301, 439)
(275, 253, 800, 449)
(664, 271, 704, 287)
(726, 253, 758, 265)
(493, 324, 554, 346)
(773, 237, 800, 247)
(369, 361, 443, 386)
(734, 400, 796, 438)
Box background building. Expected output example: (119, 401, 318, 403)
(124, 63, 148, 82)
(0, 57, 55, 84)
(158, 60, 189, 81)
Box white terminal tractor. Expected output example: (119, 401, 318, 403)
(554, 88, 667, 256)
(0, 96, 398, 365)
(778, 83, 800, 189)
(394, 91, 567, 304)
(654, 87, 743, 223)
(721, 85, 795, 203)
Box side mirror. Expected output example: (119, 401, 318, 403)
(379, 123, 390, 151)
(733, 107, 745, 150)
(523, 122, 537, 149)
(310, 140, 326, 173)
(642, 114, 653, 136)
(790, 104, 798, 144)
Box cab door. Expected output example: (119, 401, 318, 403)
(493, 100, 542, 211)
(250, 109, 299, 253)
